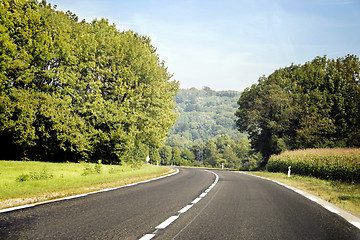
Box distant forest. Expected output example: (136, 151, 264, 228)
(166, 87, 245, 149)
(159, 87, 261, 170)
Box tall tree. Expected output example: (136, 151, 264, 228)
(236, 55, 360, 165)
(0, 0, 178, 163)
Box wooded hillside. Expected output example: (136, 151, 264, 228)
(158, 87, 261, 170)
(166, 87, 245, 149)
(0, 0, 178, 164)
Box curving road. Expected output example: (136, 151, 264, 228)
(0, 167, 359, 239)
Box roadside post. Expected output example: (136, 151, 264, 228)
(288, 166, 291, 177)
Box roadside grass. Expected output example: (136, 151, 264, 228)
(249, 171, 360, 217)
(0, 161, 174, 210)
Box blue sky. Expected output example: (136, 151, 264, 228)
(50, 0, 360, 91)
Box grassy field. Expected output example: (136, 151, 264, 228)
(0, 161, 174, 210)
(250, 171, 360, 217)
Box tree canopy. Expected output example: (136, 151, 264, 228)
(0, 0, 178, 163)
(235, 55, 360, 166)
(166, 87, 245, 149)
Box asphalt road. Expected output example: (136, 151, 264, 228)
(0, 167, 359, 239)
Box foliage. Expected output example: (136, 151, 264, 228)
(160, 133, 262, 170)
(82, 160, 102, 176)
(166, 87, 245, 149)
(267, 148, 360, 182)
(161, 87, 260, 169)
(16, 169, 54, 182)
(235, 55, 360, 165)
(0, 0, 178, 163)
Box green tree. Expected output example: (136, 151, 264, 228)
(181, 149, 195, 165)
(149, 147, 161, 165)
(171, 147, 182, 166)
(235, 55, 360, 166)
(159, 145, 173, 165)
(0, 0, 178, 163)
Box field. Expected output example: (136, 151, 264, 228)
(0, 161, 173, 209)
(267, 148, 360, 182)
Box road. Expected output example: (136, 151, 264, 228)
(0, 167, 359, 239)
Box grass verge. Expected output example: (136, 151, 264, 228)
(249, 171, 360, 217)
(0, 161, 174, 210)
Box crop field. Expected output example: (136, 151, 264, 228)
(0, 161, 172, 209)
(267, 148, 360, 182)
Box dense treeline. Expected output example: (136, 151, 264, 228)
(156, 134, 261, 170)
(235, 55, 360, 166)
(0, 0, 178, 164)
(167, 87, 245, 149)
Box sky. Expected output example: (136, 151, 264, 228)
(49, 0, 360, 91)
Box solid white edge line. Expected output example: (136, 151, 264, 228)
(156, 216, 179, 229)
(350, 221, 360, 229)
(178, 205, 193, 214)
(323, 206, 340, 214)
(0, 205, 36, 214)
(306, 196, 319, 202)
(239, 171, 360, 230)
(1, 168, 180, 214)
(138, 234, 155, 240)
(294, 190, 304, 194)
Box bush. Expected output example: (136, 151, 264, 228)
(16, 169, 54, 182)
(82, 160, 102, 176)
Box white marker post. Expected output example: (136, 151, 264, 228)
(288, 166, 291, 177)
(146, 155, 150, 164)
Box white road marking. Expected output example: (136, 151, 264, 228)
(306, 196, 319, 202)
(139, 169, 220, 240)
(294, 190, 304, 194)
(0, 205, 35, 214)
(178, 205, 193, 214)
(156, 216, 179, 229)
(1, 168, 180, 214)
(238, 171, 360, 230)
(63, 193, 88, 200)
(200, 192, 207, 198)
(191, 197, 201, 204)
(138, 234, 155, 240)
(350, 221, 360, 229)
(323, 206, 340, 214)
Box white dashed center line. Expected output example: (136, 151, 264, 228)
(139, 169, 219, 240)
